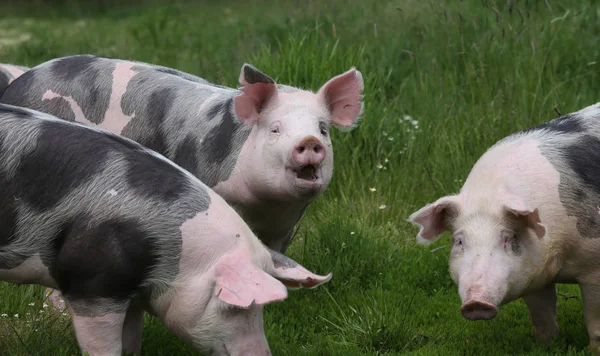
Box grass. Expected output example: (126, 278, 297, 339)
(0, 0, 598, 354)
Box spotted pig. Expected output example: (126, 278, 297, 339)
(408, 102, 600, 354)
(0, 103, 331, 356)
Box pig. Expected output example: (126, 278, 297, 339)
(408, 102, 600, 354)
(0, 64, 28, 96)
(0, 54, 364, 254)
(0, 103, 331, 356)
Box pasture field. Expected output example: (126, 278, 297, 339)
(0, 0, 598, 355)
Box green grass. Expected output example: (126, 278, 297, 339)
(0, 0, 599, 354)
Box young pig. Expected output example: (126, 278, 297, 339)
(0, 63, 28, 95)
(0, 103, 331, 356)
(409, 102, 600, 354)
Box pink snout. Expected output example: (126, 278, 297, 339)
(460, 300, 498, 320)
(292, 136, 325, 166)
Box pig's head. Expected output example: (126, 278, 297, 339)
(408, 188, 547, 321)
(183, 248, 332, 355)
(234, 63, 364, 201)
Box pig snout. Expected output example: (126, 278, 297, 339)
(460, 299, 498, 320)
(292, 136, 325, 166)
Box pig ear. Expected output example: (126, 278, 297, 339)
(407, 195, 461, 245)
(214, 249, 288, 308)
(233, 63, 278, 125)
(501, 193, 546, 238)
(317, 68, 364, 130)
(267, 249, 332, 290)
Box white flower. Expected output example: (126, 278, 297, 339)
(42, 303, 48, 309)
(14, 314, 18, 318)
(369, 187, 376, 192)
(1, 314, 7, 317)
(377, 163, 383, 169)
(388, 137, 394, 141)
(379, 204, 387, 210)
(28, 302, 35, 306)
(384, 157, 389, 163)
(350, 231, 355, 235)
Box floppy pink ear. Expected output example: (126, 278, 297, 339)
(317, 68, 364, 129)
(268, 250, 332, 290)
(214, 249, 288, 308)
(500, 191, 546, 238)
(233, 63, 278, 125)
(408, 195, 461, 245)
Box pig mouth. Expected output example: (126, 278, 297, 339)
(294, 165, 319, 183)
(460, 300, 498, 321)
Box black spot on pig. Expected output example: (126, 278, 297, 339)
(202, 98, 240, 165)
(50, 55, 98, 79)
(134, 87, 175, 154)
(123, 146, 189, 203)
(15, 120, 115, 211)
(564, 135, 600, 196)
(523, 113, 584, 135)
(205, 98, 231, 121)
(0, 136, 19, 249)
(49, 55, 111, 124)
(153, 67, 205, 84)
(574, 188, 587, 201)
(38, 97, 76, 122)
(52, 216, 159, 301)
(173, 134, 199, 176)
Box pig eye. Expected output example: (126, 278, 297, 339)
(270, 123, 280, 134)
(453, 234, 463, 247)
(502, 231, 518, 250)
(319, 122, 328, 137)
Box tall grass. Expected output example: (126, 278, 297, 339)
(0, 0, 598, 354)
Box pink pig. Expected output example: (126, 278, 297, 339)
(409, 102, 600, 354)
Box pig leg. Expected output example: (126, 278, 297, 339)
(121, 301, 145, 355)
(65, 299, 128, 356)
(277, 228, 295, 253)
(523, 284, 559, 343)
(580, 284, 600, 356)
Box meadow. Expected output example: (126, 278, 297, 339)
(0, 0, 599, 354)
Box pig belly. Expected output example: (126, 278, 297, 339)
(0, 254, 58, 289)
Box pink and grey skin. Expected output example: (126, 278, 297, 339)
(0, 55, 363, 312)
(408, 102, 600, 354)
(0, 64, 28, 95)
(0, 103, 332, 356)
